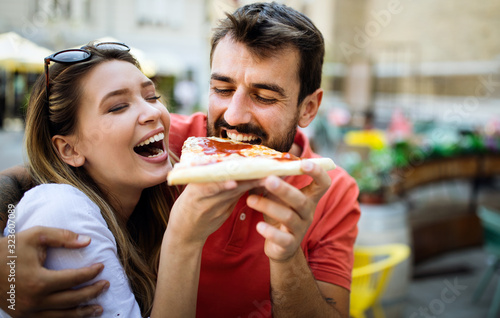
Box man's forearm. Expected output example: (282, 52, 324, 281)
(269, 250, 343, 318)
(0, 165, 33, 231)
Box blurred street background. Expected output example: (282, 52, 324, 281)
(1, 1, 500, 317)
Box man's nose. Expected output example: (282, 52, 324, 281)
(223, 89, 252, 126)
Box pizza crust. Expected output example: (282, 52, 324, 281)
(167, 157, 335, 185)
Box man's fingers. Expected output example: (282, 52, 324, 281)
(25, 226, 92, 249)
(257, 222, 293, 245)
(42, 280, 109, 310)
(42, 264, 105, 293)
(300, 161, 331, 200)
(35, 305, 104, 318)
(259, 176, 313, 221)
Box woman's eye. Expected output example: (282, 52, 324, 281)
(109, 104, 128, 113)
(147, 95, 161, 102)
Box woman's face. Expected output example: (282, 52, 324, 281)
(71, 60, 171, 198)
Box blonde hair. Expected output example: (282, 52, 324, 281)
(25, 44, 177, 316)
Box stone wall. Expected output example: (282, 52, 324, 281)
(329, 0, 500, 97)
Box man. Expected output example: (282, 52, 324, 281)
(0, 2, 359, 317)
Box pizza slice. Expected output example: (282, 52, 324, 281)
(167, 136, 335, 185)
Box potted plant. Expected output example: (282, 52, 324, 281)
(344, 147, 394, 204)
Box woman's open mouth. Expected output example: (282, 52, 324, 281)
(134, 132, 165, 158)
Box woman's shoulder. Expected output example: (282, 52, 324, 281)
(24, 182, 88, 196)
(14, 183, 104, 231)
(21, 183, 96, 207)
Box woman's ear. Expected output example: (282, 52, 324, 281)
(298, 88, 323, 128)
(52, 135, 85, 167)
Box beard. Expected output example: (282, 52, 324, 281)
(207, 112, 300, 153)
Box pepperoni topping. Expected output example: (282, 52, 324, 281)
(200, 138, 252, 156)
(199, 138, 299, 160)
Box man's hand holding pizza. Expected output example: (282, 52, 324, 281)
(246, 160, 330, 262)
(165, 136, 345, 316)
(246, 161, 347, 318)
(167, 136, 333, 256)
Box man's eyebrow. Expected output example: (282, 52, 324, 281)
(211, 73, 234, 84)
(252, 83, 286, 98)
(211, 73, 286, 97)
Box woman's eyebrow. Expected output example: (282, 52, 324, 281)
(142, 80, 155, 88)
(100, 80, 156, 106)
(101, 88, 130, 106)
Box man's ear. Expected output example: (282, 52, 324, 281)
(52, 135, 85, 167)
(298, 88, 323, 128)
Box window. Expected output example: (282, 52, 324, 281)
(135, 0, 184, 28)
(35, 0, 91, 23)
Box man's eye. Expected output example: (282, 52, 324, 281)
(255, 95, 277, 104)
(213, 87, 233, 96)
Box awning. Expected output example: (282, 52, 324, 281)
(0, 32, 52, 73)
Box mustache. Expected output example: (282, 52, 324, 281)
(214, 118, 267, 139)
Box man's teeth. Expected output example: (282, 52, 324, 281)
(227, 132, 258, 142)
(136, 132, 164, 147)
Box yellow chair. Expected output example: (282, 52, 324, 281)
(350, 244, 411, 318)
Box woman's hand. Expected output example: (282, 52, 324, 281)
(167, 179, 262, 246)
(152, 179, 261, 318)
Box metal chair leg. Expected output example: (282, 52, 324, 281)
(472, 257, 500, 303)
(487, 275, 500, 318)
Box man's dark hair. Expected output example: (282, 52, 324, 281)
(210, 1, 325, 106)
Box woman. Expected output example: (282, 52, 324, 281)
(5, 42, 259, 317)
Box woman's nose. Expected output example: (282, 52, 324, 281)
(139, 102, 161, 125)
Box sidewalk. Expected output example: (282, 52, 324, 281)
(402, 247, 491, 318)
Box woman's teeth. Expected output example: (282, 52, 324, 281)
(136, 132, 164, 147)
(148, 149, 164, 158)
(134, 132, 166, 158)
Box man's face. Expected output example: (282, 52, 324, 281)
(207, 36, 302, 153)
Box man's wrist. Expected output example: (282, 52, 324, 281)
(268, 247, 301, 265)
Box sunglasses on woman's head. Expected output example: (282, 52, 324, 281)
(44, 42, 130, 107)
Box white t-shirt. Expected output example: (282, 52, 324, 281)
(2, 184, 142, 318)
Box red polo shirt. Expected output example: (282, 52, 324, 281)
(169, 113, 360, 318)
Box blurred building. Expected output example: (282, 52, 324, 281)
(0, 0, 210, 73)
(1, 0, 499, 125)
(328, 0, 500, 128)
(0, 0, 337, 118)
(0, 0, 216, 114)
